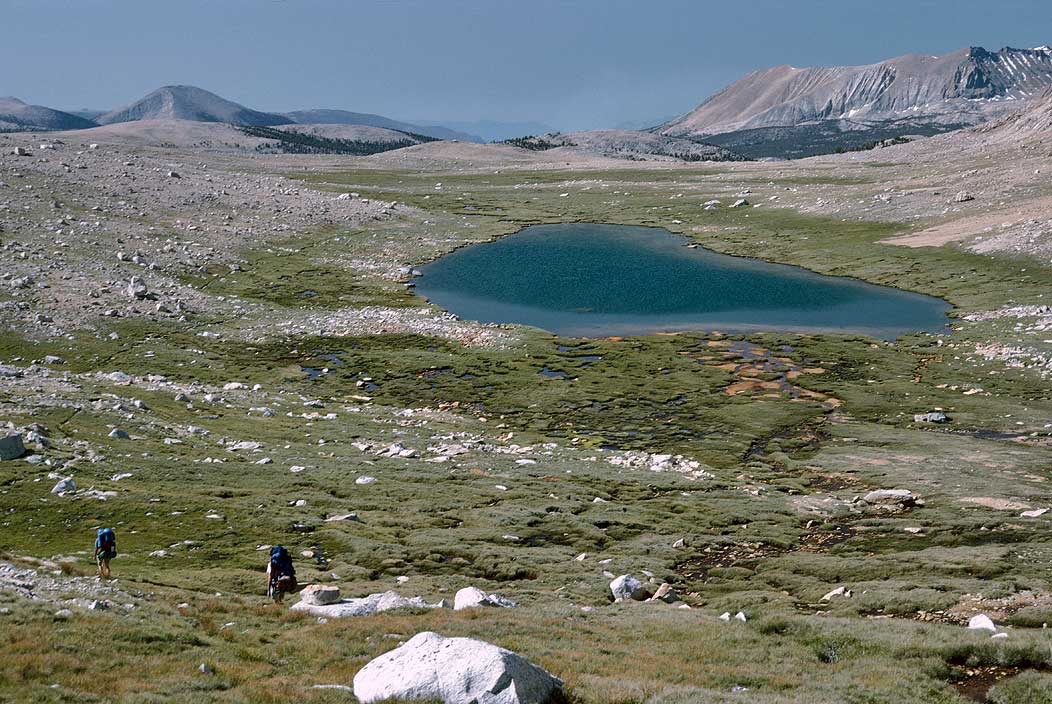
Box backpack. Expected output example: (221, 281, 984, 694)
(96, 528, 116, 556)
(270, 545, 294, 579)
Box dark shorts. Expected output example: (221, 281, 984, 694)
(97, 549, 116, 561)
(272, 575, 296, 593)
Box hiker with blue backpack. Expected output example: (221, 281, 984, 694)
(95, 527, 117, 578)
(266, 545, 297, 602)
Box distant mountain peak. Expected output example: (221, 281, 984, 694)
(97, 85, 288, 127)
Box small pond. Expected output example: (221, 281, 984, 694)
(413, 223, 951, 339)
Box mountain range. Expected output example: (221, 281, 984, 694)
(6, 44, 1052, 158)
(3, 85, 481, 142)
(282, 108, 479, 142)
(658, 45, 1052, 157)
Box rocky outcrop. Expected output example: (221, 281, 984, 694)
(353, 632, 563, 704)
(290, 590, 436, 618)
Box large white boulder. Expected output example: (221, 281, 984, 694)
(609, 574, 649, 601)
(290, 590, 435, 618)
(353, 631, 563, 704)
(453, 586, 517, 611)
(967, 614, 998, 632)
(298, 584, 341, 606)
(862, 489, 917, 506)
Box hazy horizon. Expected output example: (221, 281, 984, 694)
(2, 0, 1051, 132)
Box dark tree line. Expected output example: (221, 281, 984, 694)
(237, 125, 437, 155)
(502, 133, 570, 151)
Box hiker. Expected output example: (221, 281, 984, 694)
(95, 527, 117, 578)
(266, 545, 297, 602)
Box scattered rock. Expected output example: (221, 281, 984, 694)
(126, 276, 148, 300)
(453, 586, 517, 611)
(377, 442, 417, 458)
(821, 586, 851, 601)
(913, 411, 949, 423)
(606, 450, 711, 479)
(953, 191, 975, 203)
(50, 477, 76, 495)
(325, 512, 360, 523)
(352, 631, 563, 704)
(0, 434, 26, 461)
(646, 583, 681, 604)
(355, 476, 377, 485)
(108, 428, 131, 439)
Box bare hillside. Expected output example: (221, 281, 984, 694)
(97, 85, 287, 127)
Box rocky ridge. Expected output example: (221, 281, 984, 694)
(661, 45, 1052, 138)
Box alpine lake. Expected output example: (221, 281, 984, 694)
(414, 223, 951, 339)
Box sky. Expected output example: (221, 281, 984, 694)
(2, 0, 1051, 131)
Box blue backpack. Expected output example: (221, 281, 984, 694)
(270, 545, 294, 578)
(96, 528, 116, 556)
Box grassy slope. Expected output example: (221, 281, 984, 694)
(1, 163, 1051, 703)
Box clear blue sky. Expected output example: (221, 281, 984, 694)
(2, 0, 1050, 130)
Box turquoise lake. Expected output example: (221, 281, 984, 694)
(414, 223, 951, 339)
